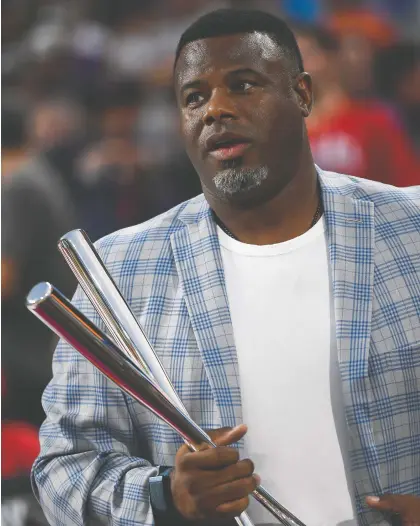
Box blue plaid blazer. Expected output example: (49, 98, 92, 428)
(32, 169, 420, 526)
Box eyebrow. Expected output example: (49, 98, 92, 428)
(180, 79, 202, 94)
(179, 67, 262, 94)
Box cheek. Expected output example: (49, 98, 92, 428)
(181, 111, 200, 139)
(255, 96, 299, 138)
(181, 118, 196, 141)
(181, 113, 204, 159)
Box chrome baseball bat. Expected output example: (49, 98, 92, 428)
(26, 282, 257, 526)
(58, 230, 195, 447)
(56, 230, 306, 526)
(57, 230, 156, 389)
(58, 233, 260, 526)
(26, 282, 223, 445)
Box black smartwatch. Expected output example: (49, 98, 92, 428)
(149, 467, 186, 525)
(150, 468, 238, 526)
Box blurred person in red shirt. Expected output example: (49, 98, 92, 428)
(2, 373, 39, 481)
(2, 422, 39, 480)
(1, 372, 48, 526)
(295, 24, 419, 186)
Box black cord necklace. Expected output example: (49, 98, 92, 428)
(213, 199, 324, 241)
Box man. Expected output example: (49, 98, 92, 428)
(375, 42, 420, 153)
(294, 25, 419, 187)
(31, 9, 420, 526)
(2, 98, 82, 428)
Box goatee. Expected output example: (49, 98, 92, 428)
(213, 161, 269, 196)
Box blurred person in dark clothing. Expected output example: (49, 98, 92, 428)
(79, 81, 201, 241)
(295, 24, 419, 186)
(1, 105, 29, 180)
(2, 97, 83, 428)
(375, 42, 420, 153)
(78, 81, 164, 240)
(79, 136, 161, 241)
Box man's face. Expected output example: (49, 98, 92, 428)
(174, 32, 312, 204)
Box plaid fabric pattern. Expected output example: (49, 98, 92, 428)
(32, 169, 420, 526)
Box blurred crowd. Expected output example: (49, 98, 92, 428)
(2, 0, 420, 524)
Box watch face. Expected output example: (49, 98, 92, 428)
(161, 467, 174, 478)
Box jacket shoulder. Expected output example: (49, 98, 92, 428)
(321, 170, 420, 218)
(351, 177, 420, 225)
(94, 194, 206, 264)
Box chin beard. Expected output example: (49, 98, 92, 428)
(212, 161, 269, 197)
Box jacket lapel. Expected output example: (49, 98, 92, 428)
(320, 172, 384, 511)
(171, 202, 242, 431)
(171, 173, 383, 513)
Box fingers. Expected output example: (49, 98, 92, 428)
(216, 496, 250, 517)
(197, 475, 258, 518)
(211, 459, 256, 486)
(211, 424, 248, 447)
(176, 424, 248, 470)
(186, 459, 256, 494)
(366, 494, 403, 513)
(172, 424, 255, 522)
(175, 424, 246, 454)
(366, 493, 420, 521)
(212, 475, 259, 507)
(180, 445, 240, 470)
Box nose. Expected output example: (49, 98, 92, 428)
(203, 88, 237, 126)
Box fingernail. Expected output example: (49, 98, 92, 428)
(233, 424, 246, 432)
(367, 496, 380, 503)
(254, 474, 261, 485)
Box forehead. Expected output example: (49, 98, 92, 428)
(175, 32, 287, 86)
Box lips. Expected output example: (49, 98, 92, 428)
(210, 142, 251, 161)
(205, 134, 252, 161)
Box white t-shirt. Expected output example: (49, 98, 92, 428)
(218, 218, 357, 526)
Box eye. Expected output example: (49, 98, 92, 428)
(231, 80, 256, 93)
(185, 92, 204, 107)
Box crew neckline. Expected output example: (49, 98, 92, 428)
(217, 215, 326, 256)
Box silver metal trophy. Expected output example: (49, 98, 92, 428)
(26, 229, 306, 526)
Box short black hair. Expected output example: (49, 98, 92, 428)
(174, 9, 304, 74)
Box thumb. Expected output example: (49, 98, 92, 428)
(366, 495, 402, 513)
(207, 424, 248, 447)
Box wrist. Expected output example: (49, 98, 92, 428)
(149, 467, 185, 523)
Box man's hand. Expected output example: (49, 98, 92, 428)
(170, 424, 260, 522)
(366, 494, 420, 525)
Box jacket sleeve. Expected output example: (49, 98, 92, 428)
(31, 285, 160, 526)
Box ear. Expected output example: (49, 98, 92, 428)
(294, 72, 313, 118)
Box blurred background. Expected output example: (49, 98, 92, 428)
(2, 0, 419, 523)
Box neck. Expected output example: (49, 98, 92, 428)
(206, 151, 320, 245)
